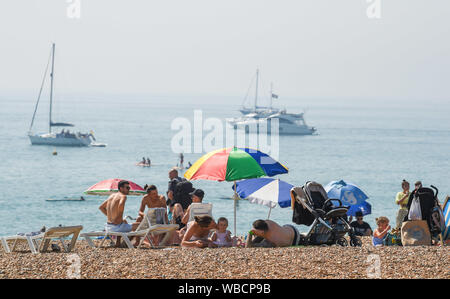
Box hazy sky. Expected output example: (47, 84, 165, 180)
(1, 0, 449, 101)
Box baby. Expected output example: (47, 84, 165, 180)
(210, 217, 232, 247)
(372, 216, 390, 246)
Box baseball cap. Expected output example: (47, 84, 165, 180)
(189, 189, 204, 198)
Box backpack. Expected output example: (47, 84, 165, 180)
(173, 179, 194, 210)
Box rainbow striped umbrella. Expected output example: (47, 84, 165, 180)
(84, 178, 146, 196)
(184, 147, 288, 235)
(184, 147, 288, 182)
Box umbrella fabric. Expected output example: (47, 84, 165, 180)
(325, 180, 368, 206)
(346, 201, 372, 216)
(184, 147, 288, 182)
(84, 178, 146, 196)
(443, 198, 450, 240)
(233, 178, 293, 208)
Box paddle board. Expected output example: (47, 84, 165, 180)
(46, 197, 85, 202)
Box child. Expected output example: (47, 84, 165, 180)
(210, 217, 232, 247)
(372, 216, 391, 246)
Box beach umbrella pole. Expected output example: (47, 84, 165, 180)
(234, 181, 237, 237)
(267, 206, 272, 219)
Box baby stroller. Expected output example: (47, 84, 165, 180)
(404, 185, 445, 241)
(290, 181, 362, 247)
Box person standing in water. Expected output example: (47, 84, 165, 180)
(179, 153, 184, 169)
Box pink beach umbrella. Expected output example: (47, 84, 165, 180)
(84, 178, 146, 196)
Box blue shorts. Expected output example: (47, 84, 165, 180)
(105, 222, 132, 233)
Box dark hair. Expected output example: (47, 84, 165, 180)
(252, 219, 269, 232)
(217, 217, 228, 225)
(118, 180, 129, 190)
(146, 185, 157, 192)
(194, 215, 213, 227)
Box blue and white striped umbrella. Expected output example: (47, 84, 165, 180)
(233, 178, 293, 215)
(443, 197, 450, 240)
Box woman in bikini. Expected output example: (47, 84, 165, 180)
(181, 215, 217, 248)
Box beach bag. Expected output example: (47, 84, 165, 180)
(401, 220, 431, 246)
(408, 196, 422, 221)
(383, 230, 402, 246)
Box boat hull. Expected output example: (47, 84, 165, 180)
(29, 134, 92, 146)
(228, 119, 316, 136)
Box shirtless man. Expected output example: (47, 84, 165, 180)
(137, 185, 167, 222)
(99, 180, 140, 246)
(136, 185, 169, 246)
(246, 219, 301, 248)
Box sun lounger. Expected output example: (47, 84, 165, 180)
(1, 225, 83, 254)
(187, 203, 213, 223)
(81, 208, 178, 249)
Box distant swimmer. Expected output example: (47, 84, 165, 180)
(187, 161, 192, 168)
(141, 157, 146, 164)
(146, 157, 151, 166)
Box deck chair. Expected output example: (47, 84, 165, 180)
(81, 208, 178, 249)
(187, 203, 213, 223)
(1, 225, 83, 254)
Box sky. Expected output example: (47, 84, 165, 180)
(0, 0, 449, 102)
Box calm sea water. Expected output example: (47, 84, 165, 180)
(0, 93, 449, 236)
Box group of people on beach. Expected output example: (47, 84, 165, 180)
(98, 171, 436, 248)
(98, 169, 235, 248)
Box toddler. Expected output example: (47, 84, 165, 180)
(210, 217, 232, 247)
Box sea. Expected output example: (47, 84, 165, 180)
(0, 92, 449, 236)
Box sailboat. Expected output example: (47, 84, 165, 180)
(239, 69, 280, 117)
(28, 43, 100, 147)
(229, 69, 317, 135)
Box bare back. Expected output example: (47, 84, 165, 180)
(101, 192, 127, 224)
(264, 220, 295, 247)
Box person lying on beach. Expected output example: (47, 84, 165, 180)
(246, 220, 301, 248)
(99, 180, 140, 246)
(372, 216, 390, 246)
(210, 217, 232, 247)
(181, 215, 217, 248)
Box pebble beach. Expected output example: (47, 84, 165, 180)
(1, 238, 448, 279)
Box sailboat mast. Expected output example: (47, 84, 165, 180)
(270, 82, 273, 110)
(49, 43, 55, 133)
(254, 69, 259, 111)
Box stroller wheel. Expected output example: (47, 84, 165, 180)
(350, 237, 362, 247)
(335, 237, 348, 247)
